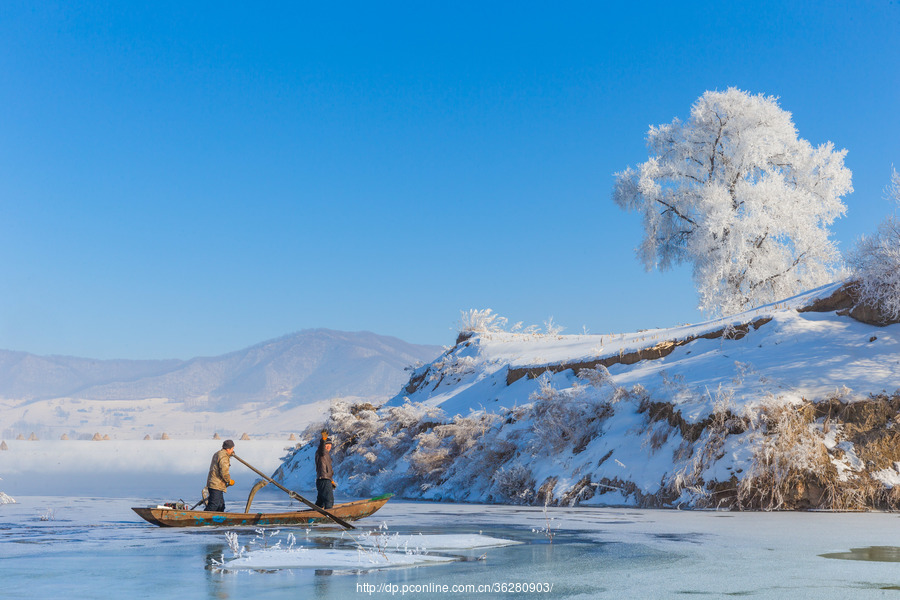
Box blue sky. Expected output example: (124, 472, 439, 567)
(1, 1, 898, 359)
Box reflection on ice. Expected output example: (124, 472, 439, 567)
(822, 546, 900, 563)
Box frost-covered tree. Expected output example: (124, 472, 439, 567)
(613, 88, 852, 316)
(847, 170, 900, 321)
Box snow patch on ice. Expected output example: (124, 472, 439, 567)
(352, 532, 520, 550)
(212, 530, 512, 572)
(219, 547, 457, 571)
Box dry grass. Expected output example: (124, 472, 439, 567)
(736, 398, 835, 510)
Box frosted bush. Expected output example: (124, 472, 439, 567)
(529, 373, 615, 453)
(427, 355, 478, 385)
(577, 365, 613, 388)
(408, 413, 500, 485)
(456, 309, 508, 334)
(492, 464, 536, 504)
(847, 170, 900, 321)
(314, 400, 382, 455)
(543, 317, 565, 336)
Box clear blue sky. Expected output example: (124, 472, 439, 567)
(1, 1, 898, 359)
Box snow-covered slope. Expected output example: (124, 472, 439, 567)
(0, 329, 441, 440)
(276, 282, 900, 510)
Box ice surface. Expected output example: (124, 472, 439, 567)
(3, 495, 900, 599)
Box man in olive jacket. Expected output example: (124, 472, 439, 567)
(314, 436, 335, 509)
(206, 439, 235, 512)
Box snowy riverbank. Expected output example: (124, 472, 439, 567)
(278, 282, 900, 510)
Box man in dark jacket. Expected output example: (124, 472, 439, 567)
(206, 439, 235, 512)
(314, 435, 335, 509)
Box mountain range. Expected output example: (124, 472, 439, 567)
(0, 329, 442, 439)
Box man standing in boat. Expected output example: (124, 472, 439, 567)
(315, 431, 336, 509)
(206, 439, 235, 512)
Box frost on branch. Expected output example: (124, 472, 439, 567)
(613, 87, 852, 316)
(847, 170, 900, 323)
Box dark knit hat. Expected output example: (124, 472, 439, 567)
(222, 439, 235, 449)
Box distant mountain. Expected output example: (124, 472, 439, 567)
(0, 330, 442, 409)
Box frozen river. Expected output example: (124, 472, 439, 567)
(2, 494, 900, 599)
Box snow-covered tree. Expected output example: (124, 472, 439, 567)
(847, 170, 900, 321)
(613, 88, 852, 316)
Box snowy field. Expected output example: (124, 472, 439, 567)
(2, 495, 900, 599)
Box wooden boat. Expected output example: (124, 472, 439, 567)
(132, 494, 392, 528)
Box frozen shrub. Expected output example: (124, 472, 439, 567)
(529, 373, 615, 454)
(408, 435, 452, 484)
(612, 383, 650, 405)
(847, 171, 900, 322)
(492, 464, 536, 504)
(408, 412, 500, 485)
(456, 309, 508, 335)
(427, 355, 478, 387)
(543, 317, 565, 337)
(576, 365, 613, 388)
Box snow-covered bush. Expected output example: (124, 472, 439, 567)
(847, 170, 900, 321)
(530, 372, 615, 454)
(455, 309, 508, 335)
(408, 413, 501, 486)
(614, 87, 851, 316)
(492, 464, 536, 504)
(543, 317, 565, 337)
(319, 400, 447, 492)
(455, 309, 560, 340)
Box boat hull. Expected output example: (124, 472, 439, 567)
(132, 494, 391, 527)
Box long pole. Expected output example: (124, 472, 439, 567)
(231, 453, 355, 530)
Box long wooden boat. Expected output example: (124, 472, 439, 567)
(132, 494, 392, 528)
